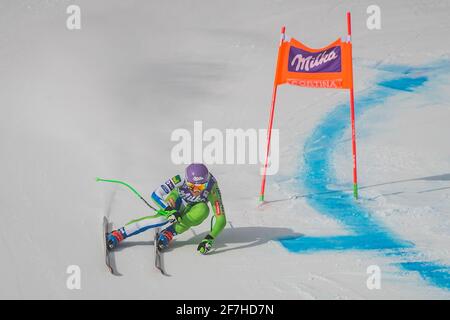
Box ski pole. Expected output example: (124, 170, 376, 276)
(96, 177, 179, 219)
(96, 177, 160, 212)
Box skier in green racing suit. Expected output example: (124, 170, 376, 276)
(107, 163, 226, 255)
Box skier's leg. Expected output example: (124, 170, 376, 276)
(157, 202, 210, 250)
(174, 202, 210, 234)
(107, 215, 167, 249)
(122, 215, 168, 237)
(107, 190, 184, 249)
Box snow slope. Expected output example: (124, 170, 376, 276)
(0, 0, 449, 299)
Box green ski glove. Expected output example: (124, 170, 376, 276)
(197, 234, 214, 255)
(158, 209, 182, 222)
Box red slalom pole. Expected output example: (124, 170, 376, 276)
(347, 12, 358, 199)
(260, 26, 285, 202)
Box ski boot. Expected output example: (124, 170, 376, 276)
(157, 225, 176, 251)
(106, 229, 125, 250)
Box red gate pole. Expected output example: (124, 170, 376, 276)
(260, 26, 286, 202)
(347, 12, 359, 199)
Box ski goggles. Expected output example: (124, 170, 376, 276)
(186, 181, 208, 192)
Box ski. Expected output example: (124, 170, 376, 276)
(154, 228, 169, 276)
(103, 216, 120, 276)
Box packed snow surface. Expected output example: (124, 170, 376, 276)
(0, 0, 449, 299)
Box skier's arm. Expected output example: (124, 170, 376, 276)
(151, 175, 183, 210)
(207, 183, 227, 239)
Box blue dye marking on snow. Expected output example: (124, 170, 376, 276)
(379, 76, 428, 92)
(279, 63, 450, 290)
(400, 262, 450, 288)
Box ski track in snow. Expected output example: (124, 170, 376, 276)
(0, 230, 23, 298)
(280, 61, 450, 291)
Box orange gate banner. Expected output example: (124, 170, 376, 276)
(275, 37, 353, 89)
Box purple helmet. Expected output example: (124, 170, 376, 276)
(185, 163, 209, 184)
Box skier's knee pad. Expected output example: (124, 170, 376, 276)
(183, 202, 209, 227)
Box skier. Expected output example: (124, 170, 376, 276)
(106, 163, 226, 255)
